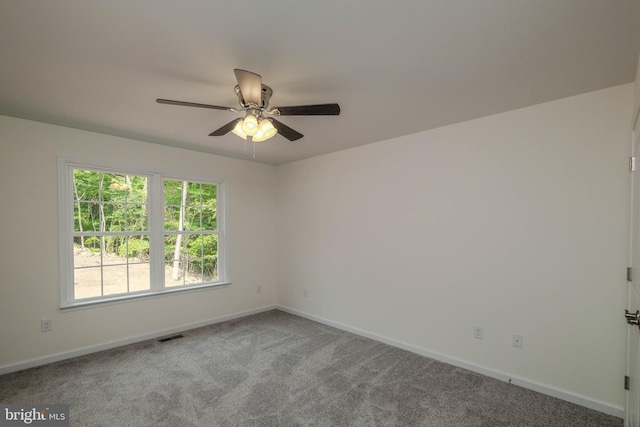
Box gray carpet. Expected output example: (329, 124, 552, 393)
(0, 310, 623, 426)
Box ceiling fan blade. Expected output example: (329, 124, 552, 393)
(209, 119, 241, 136)
(156, 99, 234, 111)
(270, 118, 303, 141)
(271, 103, 340, 116)
(234, 69, 262, 107)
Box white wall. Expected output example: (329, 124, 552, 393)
(276, 84, 633, 414)
(0, 116, 277, 369)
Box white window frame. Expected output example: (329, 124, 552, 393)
(58, 156, 229, 309)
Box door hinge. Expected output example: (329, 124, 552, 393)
(628, 267, 633, 282)
(626, 375, 631, 390)
(631, 157, 637, 172)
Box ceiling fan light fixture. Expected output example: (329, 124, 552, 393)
(231, 120, 248, 139)
(241, 114, 258, 136)
(253, 119, 278, 142)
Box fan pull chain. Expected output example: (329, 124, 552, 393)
(253, 140, 256, 160)
(244, 139, 247, 152)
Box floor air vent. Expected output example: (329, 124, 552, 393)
(158, 334, 184, 343)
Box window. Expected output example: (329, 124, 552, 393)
(59, 157, 227, 308)
(163, 180, 219, 287)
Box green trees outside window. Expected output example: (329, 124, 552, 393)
(164, 180, 218, 286)
(68, 166, 222, 303)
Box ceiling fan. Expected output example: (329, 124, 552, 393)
(157, 69, 340, 144)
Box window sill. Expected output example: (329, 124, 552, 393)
(60, 281, 232, 312)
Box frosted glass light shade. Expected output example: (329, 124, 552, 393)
(231, 120, 247, 139)
(241, 115, 258, 136)
(253, 119, 278, 142)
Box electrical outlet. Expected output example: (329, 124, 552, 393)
(41, 319, 52, 332)
(512, 334, 523, 348)
(473, 326, 484, 340)
(257, 285, 262, 293)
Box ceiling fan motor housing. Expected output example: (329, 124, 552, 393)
(234, 84, 273, 110)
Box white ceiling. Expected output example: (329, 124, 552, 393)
(1, 1, 640, 165)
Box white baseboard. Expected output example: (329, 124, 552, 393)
(0, 305, 277, 376)
(276, 304, 624, 419)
